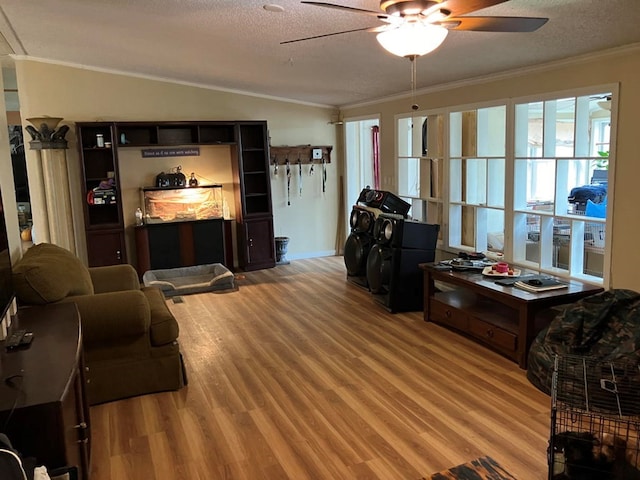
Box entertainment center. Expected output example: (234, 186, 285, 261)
(76, 120, 276, 272)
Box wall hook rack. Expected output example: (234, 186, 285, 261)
(270, 145, 332, 165)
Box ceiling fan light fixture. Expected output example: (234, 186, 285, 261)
(381, 0, 439, 17)
(598, 100, 611, 111)
(376, 22, 448, 57)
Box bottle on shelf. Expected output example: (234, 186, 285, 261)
(189, 172, 198, 187)
(223, 198, 230, 219)
(96, 133, 105, 148)
(135, 207, 144, 226)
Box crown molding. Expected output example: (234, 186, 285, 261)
(9, 55, 335, 110)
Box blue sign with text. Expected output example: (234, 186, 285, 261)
(142, 147, 200, 158)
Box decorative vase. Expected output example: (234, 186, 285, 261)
(275, 236, 290, 265)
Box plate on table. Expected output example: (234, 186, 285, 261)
(482, 266, 521, 277)
(448, 259, 491, 271)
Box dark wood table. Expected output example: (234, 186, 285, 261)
(420, 264, 604, 368)
(0, 303, 91, 479)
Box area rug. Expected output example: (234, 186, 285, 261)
(426, 456, 516, 480)
(142, 263, 236, 297)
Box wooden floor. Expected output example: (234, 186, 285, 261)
(89, 256, 551, 480)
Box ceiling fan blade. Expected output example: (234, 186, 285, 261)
(445, 16, 548, 32)
(439, 0, 509, 17)
(301, 1, 385, 17)
(281, 26, 378, 45)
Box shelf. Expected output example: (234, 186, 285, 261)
(239, 124, 266, 149)
(116, 122, 238, 146)
(199, 124, 236, 144)
(83, 146, 113, 151)
(116, 125, 157, 146)
(142, 184, 222, 191)
(245, 192, 268, 198)
(77, 122, 125, 267)
(158, 125, 198, 145)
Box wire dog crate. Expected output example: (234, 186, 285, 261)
(549, 355, 640, 479)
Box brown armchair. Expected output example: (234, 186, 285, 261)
(12, 243, 186, 405)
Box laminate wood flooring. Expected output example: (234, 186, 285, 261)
(89, 256, 551, 480)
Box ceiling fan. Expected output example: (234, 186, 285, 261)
(590, 94, 612, 111)
(282, 0, 549, 57)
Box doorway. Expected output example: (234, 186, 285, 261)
(344, 116, 380, 241)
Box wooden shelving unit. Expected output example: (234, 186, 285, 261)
(77, 122, 126, 267)
(76, 120, 275, 271)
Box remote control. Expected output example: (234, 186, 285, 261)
(5, 329, 26, 350)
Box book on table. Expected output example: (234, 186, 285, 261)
(514, 277, 568, 292)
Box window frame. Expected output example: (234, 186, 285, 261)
(395, 83, 618, 286)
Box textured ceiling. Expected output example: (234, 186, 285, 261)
(0, 0, 639, 107)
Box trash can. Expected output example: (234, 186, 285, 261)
(275, 236, 290, 265)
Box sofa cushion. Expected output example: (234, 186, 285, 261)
(12, 243, 94, 304)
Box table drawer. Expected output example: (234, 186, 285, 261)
(469, 317, 517, 353)
(430, 300, 468, 331)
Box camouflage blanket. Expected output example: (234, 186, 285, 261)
(527, 289, 640, 394)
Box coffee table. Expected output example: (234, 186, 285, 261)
(420, 264, 604, 368)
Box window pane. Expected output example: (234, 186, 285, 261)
(465, 158, 487, 205)
(514, 158, 556, 210)
(486, 209, 504, 253)
(487, 159, 505, 208)
(427, 201, 443, 241)
(515, 101, 543, 158)
(397, 116, 427, 157)
(425, 114, 444, 157)
(450, 158, 462, 202)
(397, 117, 412, 157)
(548, 97, 575, 158)
(398, 157, 420, 197)
(477, 105, 506, 157)
(448, 204, 480, 249)
(563, 159, 607, 215)
(552, 218, 571, 274)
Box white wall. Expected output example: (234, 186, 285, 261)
(11, 59, 340, 265)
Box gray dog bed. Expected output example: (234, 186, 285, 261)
(142, 263, 236, 297)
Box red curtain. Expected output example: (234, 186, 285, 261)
(372, 125, 380, 189)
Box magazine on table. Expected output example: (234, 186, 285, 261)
(514, 277, 568, 292)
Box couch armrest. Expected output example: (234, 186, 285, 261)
(89, 264, 141, 293)
(60, 290, 151, 344)
(142, 287, 179, 346)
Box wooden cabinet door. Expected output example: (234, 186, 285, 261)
(86, 230, 126, 266)
(147, 223, 182, 270)
(243, 217, 275, 271)
(62, 368, 90, 477)
(192, 219, 225, 266)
